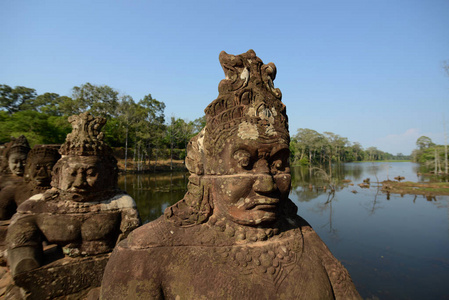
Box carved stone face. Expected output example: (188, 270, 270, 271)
(56, 156, 112, 201)
(27, 155, 59, 187)
(8, 152, 27, 176)
(210, 138, 291, 226)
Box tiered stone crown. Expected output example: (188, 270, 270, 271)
(59, 112, 111, 156)
(203, 49, 289, 157)
(9, 135, 31, 155)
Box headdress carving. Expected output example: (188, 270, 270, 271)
(28, 144, 61, 159)
(51, 112, 118, 197)
(24, 145, 61, 183)
(202, 49, 289, 174)
(59, 112, 111, 156)
(8, 135, 31, 156)
(165, 50, 292, 226)
(0, 135, 31, 174)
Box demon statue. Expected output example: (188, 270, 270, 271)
(100, 50, 361, 299)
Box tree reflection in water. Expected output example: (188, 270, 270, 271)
(118, 172, 188, 223)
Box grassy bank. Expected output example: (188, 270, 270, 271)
(382, 180, 449, 196)
(116, 159, 187, 173)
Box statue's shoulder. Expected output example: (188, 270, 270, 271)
(15, 191, 48, 214)
(98, 192, 137, 210)
(123, 216, 190, 249)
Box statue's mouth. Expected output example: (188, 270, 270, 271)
(67, 188, 90, 194)
(252, 204, 277, 211)
(34, 176, 50, 184)
(243, 197, 279, 210)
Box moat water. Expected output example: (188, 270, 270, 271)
(118, 162, 449, 300)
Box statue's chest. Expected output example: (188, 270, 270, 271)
(37, 211, 121, 243)
(214, 239, 302, 284)
(164, 238, 334, 299)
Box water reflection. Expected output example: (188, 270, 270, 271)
(118, 172, 188, 223)
(118, 162, 449, 300)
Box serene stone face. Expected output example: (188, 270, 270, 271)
(27, 155, 59, 187)
(55, 156, 113, 201)
(210, 138, 291, 226)
(8, 152, 27, 176)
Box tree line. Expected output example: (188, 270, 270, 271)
(2, 83, 411, 172)
(0, 83, 205, 171)
(412, 135, 448, 174)
(290, 128, 407, 167)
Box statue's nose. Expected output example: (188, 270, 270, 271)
(253, 159, 270, 174)
(37, 166, 47, 176)
(253, 174, 277, 193)
(73, 172, 87, 187)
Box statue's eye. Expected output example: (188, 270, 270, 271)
(270, 148, 290, 174)
(233, 150, 251, 169)
(271, 160, 283, 174)
(86, 168, 97, 176)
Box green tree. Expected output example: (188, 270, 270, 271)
(323, 132, 349, 163)
(293, 128, 325, 165)
(71, 83, 119, 118)
(33, 93, 74, 116)
(0, 85, 37, 113)
(416, 136, 434, 150)
(164, 116, 192, 170)
(117, 94, 167, 172)
(0, 110, 70, 146)
(192, 115, 206, 134)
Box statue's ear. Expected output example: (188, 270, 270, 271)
(185, 129, 205, 176)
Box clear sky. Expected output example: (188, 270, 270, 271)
(1, 0, 448, 155)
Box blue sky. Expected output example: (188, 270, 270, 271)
(1, 0, 448, 155)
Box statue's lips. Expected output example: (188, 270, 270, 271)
(34, 176, 50, 183)
(67, 188, 90, 193)
(245, 197, 279, 210)
(252, 204, 277, 211)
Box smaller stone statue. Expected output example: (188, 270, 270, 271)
(5, 112, 141, 299)
(0, 136, 30, 190)
(0, 145, 61, 220)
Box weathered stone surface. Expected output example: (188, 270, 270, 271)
(5, 112, 141, 298)
(100, 50, 361, 299)
(0, 220, 10, 265)
(12, 253, 110, 299)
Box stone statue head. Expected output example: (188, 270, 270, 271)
(51, 112, 118, 202)
(24, 145, 61, 188)
(2, 135, 31, 176)
(165, 50, 297, 228)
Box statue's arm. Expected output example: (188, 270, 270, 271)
(100, 242, 164, 299)
(6, 214, 43, 276)
(0, 185, 17, 220)
(322, 255, 362, 300)
(298, 218, 362, 300)
(310, 233, 362, 300)
(117, 207, 141, 243)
